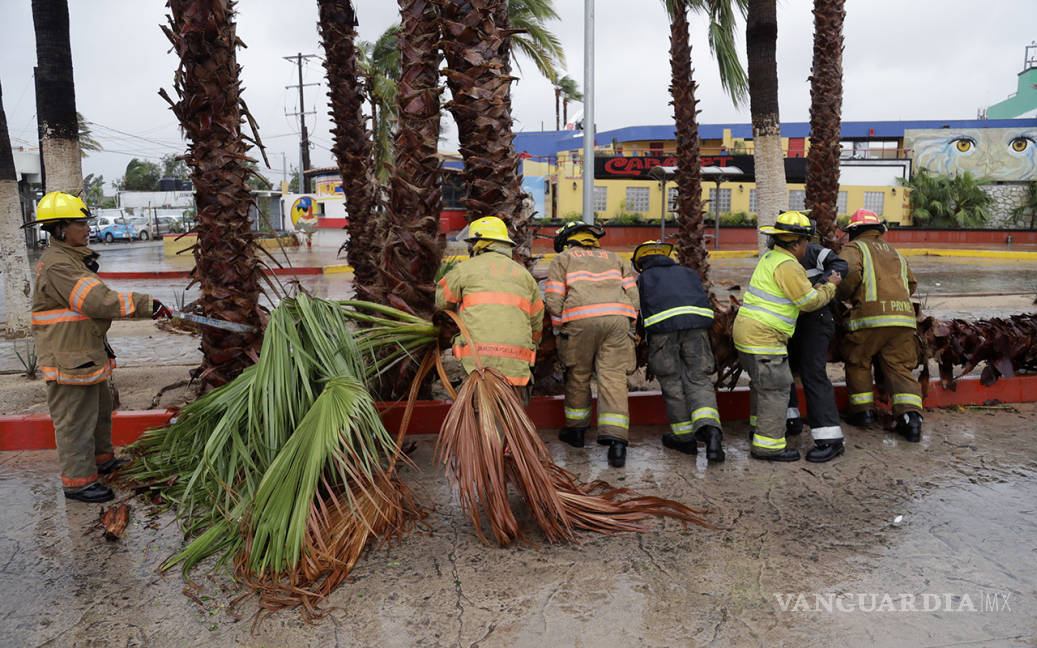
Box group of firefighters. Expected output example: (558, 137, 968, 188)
(26, 191, 924, 502)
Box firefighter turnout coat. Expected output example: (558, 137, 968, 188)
(435, 244, 544, 386)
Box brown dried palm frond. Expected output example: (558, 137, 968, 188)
(436, 312, 714, 546)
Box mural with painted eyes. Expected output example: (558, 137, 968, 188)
(903, 128, 1037, 181)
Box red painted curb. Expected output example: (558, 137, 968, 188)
(2, 375, 1034, 452)
(98, 267, 324, 280)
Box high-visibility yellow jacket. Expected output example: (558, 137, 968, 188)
(733, 246, 835, 355)
(837, 230, 917, 330)
(435, 245, 544, 386)
(31, 240, 153, 384)
(544, 245, 639, 327)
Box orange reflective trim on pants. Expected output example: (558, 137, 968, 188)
(40, 360, 115, 385)
(95, 452, 114, 464)
(453, 343, 535, 363)
(69, 277, 101, 312)
(62, 472, 98, 488)
(560, 302, 637, 323)
(31, 308, 90, 326)
(460, 291, 542, 315)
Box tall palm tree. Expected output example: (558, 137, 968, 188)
(669, 0, 747, 284)
(804, 0, 845, 250)
(508, 0, 565, 82)
(161, 0, 265, 390)
(438, 0, 531, 265)
(746, 0, 786, 253)
(554, 75, 582, 130)
(369, 0, 445, 318)
(31, 0, 82, 194)
(359, 25, 402, 183)
(317, 0, 380, 298)
(0, 81, 33, 335)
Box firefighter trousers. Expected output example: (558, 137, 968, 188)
(559, 315, 636, 442)
(840, 326, 922, 415)
(787, 311, 843, 442)
(46, 380, 114, 492)
(738, 351, 792, 456)
(647, 328, 721, 437)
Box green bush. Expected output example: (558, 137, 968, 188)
(898, 168, 991, 227)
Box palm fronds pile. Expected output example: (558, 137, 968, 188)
(122, 295, 434, 621)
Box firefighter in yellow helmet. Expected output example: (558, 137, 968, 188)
(837, 209, 923, 441)
(633, 240, 725, 461)
(24, 192, 171, 503)
(545, 222, 639, 468)
(732, 211, 841, 461)
(435, 216, 543, 401)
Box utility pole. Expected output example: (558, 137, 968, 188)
(284, 53, 319, 193)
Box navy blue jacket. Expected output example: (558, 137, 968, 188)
(798, 242, 848, 321)
(635, 256, 714, 333)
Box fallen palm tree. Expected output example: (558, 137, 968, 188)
(917, 312, 1037, 390)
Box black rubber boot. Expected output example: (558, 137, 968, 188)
(607, 440, 627, 467)
(895, 411, 922, 442)
(785, 417, 804, 436)
(695, 425, 725, 462)
(750, 448, 800, 462)
(662, 432, 697, 455)
(64, 482, 115, 503)
(97, 456, 131, 474)
(558, 427, 587, 448)
(806, 440, 845, 463)
(845, 409, 877, 428)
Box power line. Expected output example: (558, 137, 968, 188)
(284, 53, 319, 193)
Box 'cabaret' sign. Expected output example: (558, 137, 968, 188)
(594, 155, 806, 182)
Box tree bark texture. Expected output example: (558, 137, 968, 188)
(31, 0, 82, 193)
(669, 5, 709, 285)
(805, 0, 845, 251)
(438, 0, 531, 267)
(746, 0, 786, 254)
(317, 0, 381, 298)
(357, 0, 446, 319)
(161, 0, 264, 390)
(0, 80, 32, 335)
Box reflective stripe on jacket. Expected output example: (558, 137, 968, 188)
(435, 246, 543, 386)
(635, 255, 713, 333)
(545, 245, 639, 326)
(733, 247, 835, 355)
(837, 230, 917, 331)
(31, 240, 152, 385)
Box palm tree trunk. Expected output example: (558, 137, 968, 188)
(805, 0, 845, 251)
(746, 0, 787, 254)
(669, 4, 708, 285)
(365, 0, 444, 318)
(554, 87, 560, 131)
(318, 0, 381, 297)
(438, 0, 531, 267)
(161, 0, 264, 390)
(562, 98, 568, 128)
(31, 0, 82, 194)
(0, 81, 32, 335)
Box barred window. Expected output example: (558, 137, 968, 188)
(749, 189, 757, 213)
(708, 188, 731, 213)
(837, 191, 848, 215)
(863, 191, 885, 215)
(788, 190, 806, 211)
(668, 187, 678, 212)
(626, 186, 650, 212)
(593, 186, 608, 212)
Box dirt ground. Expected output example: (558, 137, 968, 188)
(1, 404, 1035, 647)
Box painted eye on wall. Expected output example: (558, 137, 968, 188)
(1009, 136, 1034, 153)
(953, 137, 976, 153)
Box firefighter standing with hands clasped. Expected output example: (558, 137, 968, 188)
(25, 192, 172, 503)
(546, 222, 639, 468)
(837, 209, 924, 441)
(632, 240, 725, 461)
(733, 211, 841, 462)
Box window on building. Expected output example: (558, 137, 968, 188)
(593, 186, 608, 212)
(837, 191, 848, 215)
(668, 187, 678, 212)
(626, 186, 650, 212)
(749, 189, 757, 213)
(649, 141, 664, 154)
(863, 191, 885, 215)
(708, 188, 731, 214)
(788, 190, 806, 211)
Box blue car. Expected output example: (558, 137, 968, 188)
(94, 215, 137, 243)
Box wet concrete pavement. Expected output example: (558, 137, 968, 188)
(1, 404, 1035, 647)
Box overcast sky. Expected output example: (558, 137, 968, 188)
(2, 0, 1034, 192)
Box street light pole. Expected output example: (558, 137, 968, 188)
(581, 0, 595, 225)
